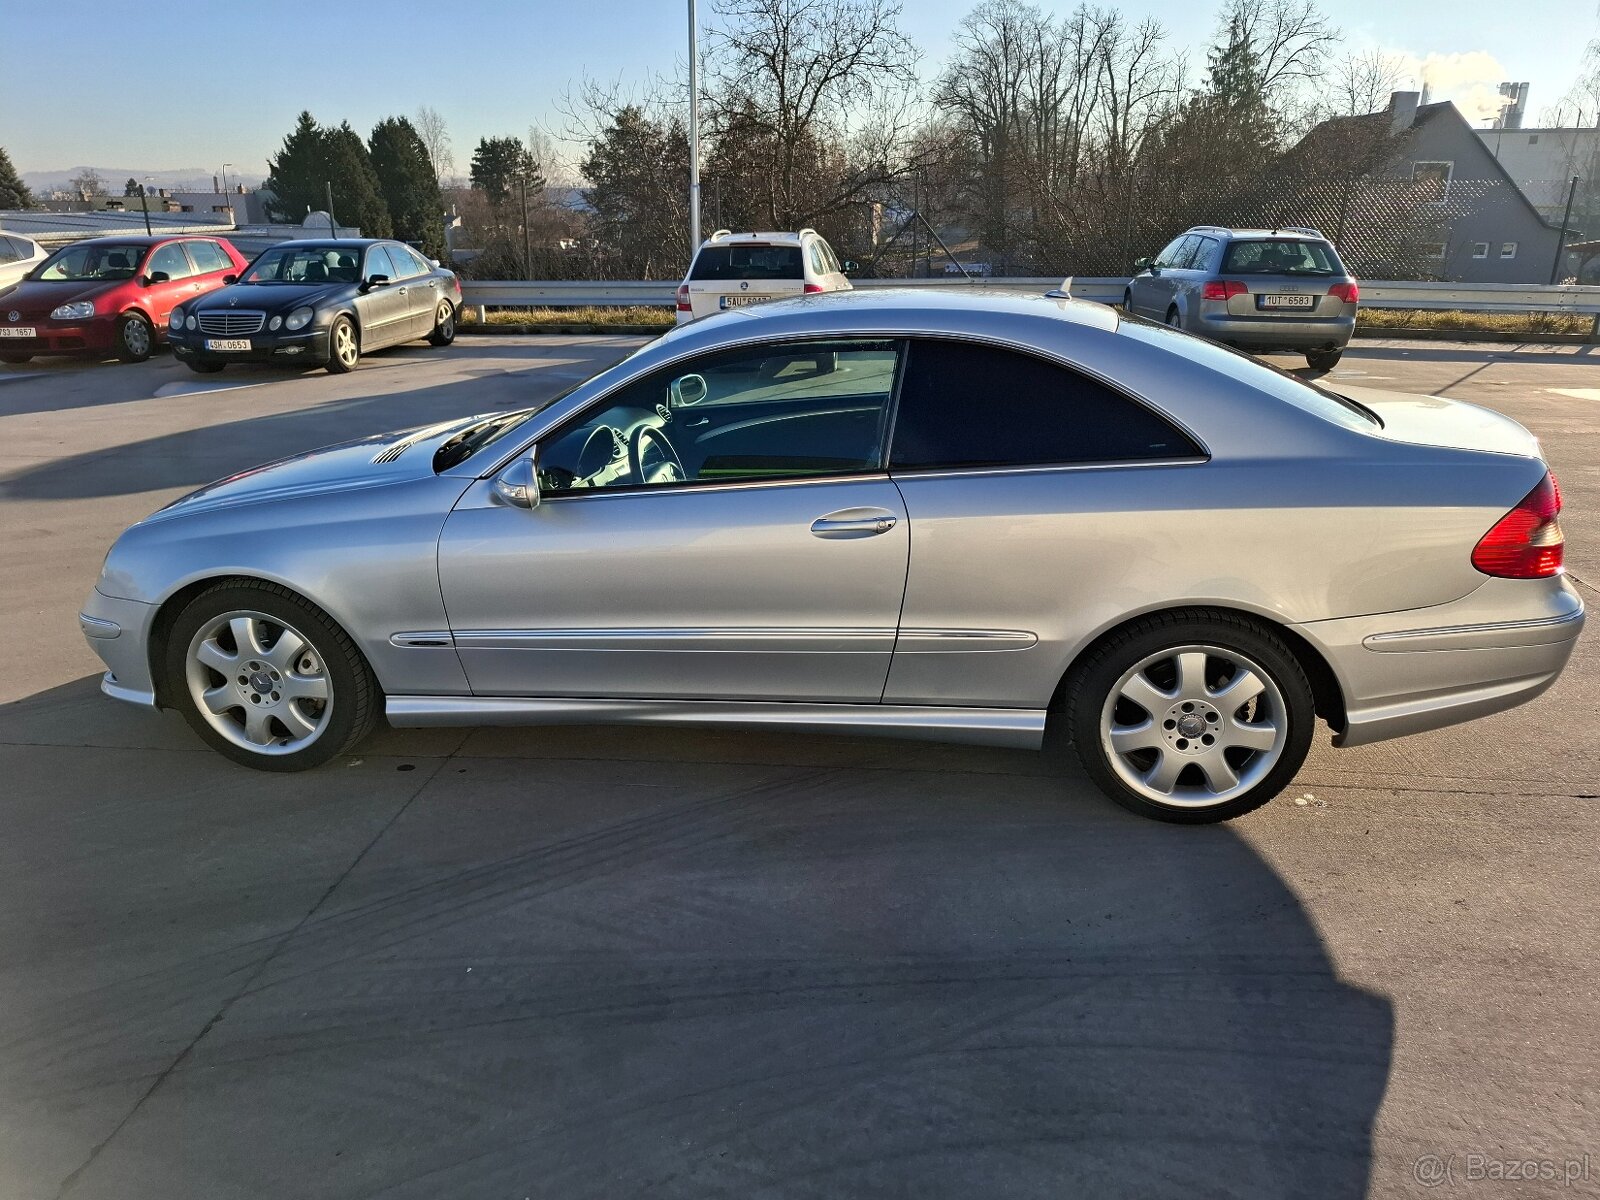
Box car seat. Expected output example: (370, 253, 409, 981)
(304, 260, 328, 283)
(332, 254, 358, 283)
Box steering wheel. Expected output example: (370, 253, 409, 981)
(629, 424, 686, 486)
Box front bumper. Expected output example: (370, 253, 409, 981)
(169, 327, 330, 366)
(1294, 577, 1585, 747)
(79, 589, 160, 708)
(1194, 310, 1354, 351)
(0, 317, 120, 356)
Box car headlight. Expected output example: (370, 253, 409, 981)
(284, 307, 314, 331)
(186, 315, 198, 330)
(51, 300, 95, 320)
(169, 308, 184, 330)
(268, 315, 283, 331)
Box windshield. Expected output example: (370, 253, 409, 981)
(243, 245, 363, 284)
(1222, 239, 1342, 276)
(432, 385, 587, 472)
(690, 245, 804, 281)
(35, 243, 146, 282)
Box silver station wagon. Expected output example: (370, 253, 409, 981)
(80, 290, 1582, 822)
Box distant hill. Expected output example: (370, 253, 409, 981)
(21, 167, 267, 194)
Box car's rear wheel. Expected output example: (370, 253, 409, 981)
(427, 300, 457, 346)
(1165, 307, 1183, 329)
(0, 353, 30, 365)
(115, 312, 155, 363)
(327, 315, 360, 373)
(187, 360, 226, 374)
(1063, 611, 1315, 823)
(1307, 348, 1343, 371)
(164, 582, 378, 772)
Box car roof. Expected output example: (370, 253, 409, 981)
(698, 230, 816, 248)
(1203, 228, 1331, 241)
(261, 238, 386, 250)
(57, 234, 226, 248)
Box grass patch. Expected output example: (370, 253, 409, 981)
(1357, 308, 1590, 336)
(461, 305, 674, 328)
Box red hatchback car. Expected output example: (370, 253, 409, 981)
(0, 235, 249, 365)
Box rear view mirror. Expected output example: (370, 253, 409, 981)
(362, 274, 390, 291)
(1133, 256, 1152, 271)
(669, 373, 708, 407)
(223, 273, 238, 285)
(842, 259, 858, 274)
(144, 271, 170, 285)
(492, 454, 540, 510)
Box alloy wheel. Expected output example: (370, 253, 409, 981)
(334, 322, 358, 368)
(438, 303, 454, 338)
(184, 611, 332, 754)
(1099, 644, 1286, 808)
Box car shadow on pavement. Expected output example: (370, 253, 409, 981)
(1, 674, 1394, 1199)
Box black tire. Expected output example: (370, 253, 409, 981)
(426, 300, 457, 347)
(163, 581, 379, 772)
(0, 353, 30, 365)
(327, 315, 360, 374)
(187, 360, 226, 374)
(1165, 307, 1183, 329)
(1306, 348, 1343, 371)
(115, 312, 155, 363)
(1122, 290, 1133, 312)
(1061, 609, 1316, 824)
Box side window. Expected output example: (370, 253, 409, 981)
(0, 239, 16, 264)
(537, 339, 900, 494)
(820, 240, 842, 273)
(187, 241, 231, 274)
(146, 243, 195, 280)
(363, 245, 397, 282)
(890, 340, 1203, 471)
(1187, 236, 1219, 270)
(807, 241, 826, 276)
(1155, 235, 1195, 268)
(387, 244, 420, 277)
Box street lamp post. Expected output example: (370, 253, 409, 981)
(688, 0, 701, 257)
(138, 177, 153, 237)
(220, 162, 234, 220)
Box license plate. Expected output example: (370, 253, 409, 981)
(1260, 294, 1315, 309)
(205, 338, 252, 351)
(719, 294, 777, 309)
(0, 326, 36, 338)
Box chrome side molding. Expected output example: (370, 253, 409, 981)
(385, 696, 1047, 750)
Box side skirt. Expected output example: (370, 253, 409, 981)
(385, 696, 1046, 750)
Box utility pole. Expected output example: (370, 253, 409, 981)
(1550, 174, 1579, 284)
(220, 162, 234, 222)
(520, 173, 532, 279)
(688, 0, 701, 256)
(137, 182, 153, 237)
(326, 181, 338, 239)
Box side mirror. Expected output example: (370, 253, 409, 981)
(842, 259, 858, 274)
(222, 273, 238, 285)
(669, 373, 708, 407)
(362, 274, 390, 292)
(430, 258, 441, 268)
(1132, 256, 1152, 271)
(492, 454, 539, 510)
(144, 271, 170, 286)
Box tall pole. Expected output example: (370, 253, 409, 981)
(138, 183, 153, 237)
(326, 181, 338, 239)
(520, 175, 532, 279)
(1550, 174, 1579, 285)
(688, 0, 701, 257)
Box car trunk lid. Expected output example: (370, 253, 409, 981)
(1337, 384, 1544, 460)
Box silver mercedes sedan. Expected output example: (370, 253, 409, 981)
(80, 290, 1583, 823)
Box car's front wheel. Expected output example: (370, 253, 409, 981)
(164, 582, 378, 771)
(1063, 611, 1315, 823)
(1307, 348, 1343, 371)
(427, 300, 457, 346)
(327, 315, 360, 374)
(115, 312, 155, 363)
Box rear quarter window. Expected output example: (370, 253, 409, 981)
(690, 245, 804, 281)
(891, 339, 1205, 470)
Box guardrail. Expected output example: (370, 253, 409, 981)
(459, 276, 1600, 329)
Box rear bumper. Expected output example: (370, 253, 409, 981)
(170, 328, 329, 366)
(1195, 310, 1354, 350)
(1293, 577, 1585, 747)
(79, 589, 160, 709)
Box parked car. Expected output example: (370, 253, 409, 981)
(168, 239, 462, 375)
(0, 231, 49, 291)
(0, 235, 248, 364)
(81, 290, 1580, 823)
(675, 228, 852, 324)
(1124, 226, 1358, 370)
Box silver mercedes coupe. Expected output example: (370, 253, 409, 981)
(80, 290, 1583, 822)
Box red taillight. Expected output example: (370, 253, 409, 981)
(803, 282, 825, 294)
(1329, 281, 1360, 304)
(1201, 280, 1247, 301)
(1472, 472, 1564, 578)
(675, 284, 691, 312)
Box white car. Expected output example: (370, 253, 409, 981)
(675, 228, 852, 324)
(0, 232, 48, 291)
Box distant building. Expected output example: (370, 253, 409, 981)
(1477, 124, 1598, 224)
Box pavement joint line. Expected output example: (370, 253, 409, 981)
(50, 753, 452, 1200)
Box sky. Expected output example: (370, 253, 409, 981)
(1, 0, 1593, 184)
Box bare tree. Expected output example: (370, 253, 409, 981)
(1218, 0, 1338, 100)
(69, 168, 106, 200)
(414, 105, 455, 183)
(1328, 48, 1409, 117)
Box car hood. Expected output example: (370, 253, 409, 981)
(1337, 385, 1544, 460)
(145, 413, 503, 522)
(0, 278, 117, 315)
(189, 281, 345, 311)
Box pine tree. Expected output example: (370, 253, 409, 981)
(470, 136, 540, 207)
(264, 111, 332, 223)
(369, 117, 445, 257)
(0, 148, 32, 208)
(324, 122, 392, 237)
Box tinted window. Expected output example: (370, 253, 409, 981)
(363, 245, 397, 282)
(4, 237, 29, 258)
(1222, 239, 1341, 276)
(1157, 235, 1198, 269)
(690, 245, 804, 281)
(146, 243, 195, 280)
(890, 340, 1203, 471)
(187, 240, 231, 273)
(0, 239, 15, 264)
(539, 339, 899, 493)
(1187, 236, 1219, 270)
(1147, 331, 1379, 431)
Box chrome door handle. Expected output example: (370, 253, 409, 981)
(810, 512, 898, 539)
(397, 286, 409, 295)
